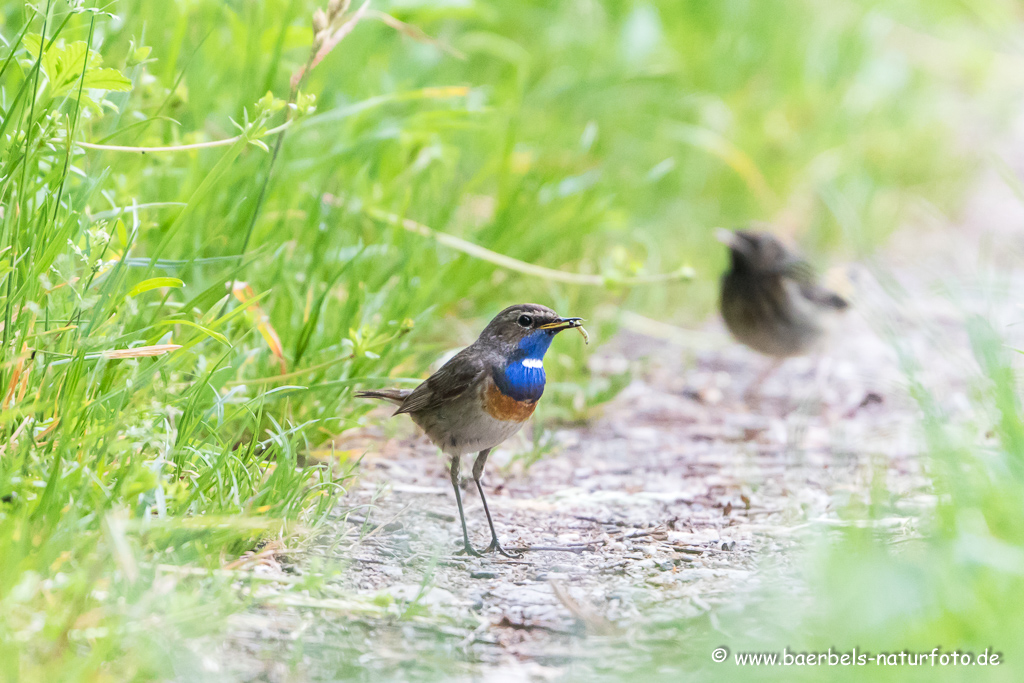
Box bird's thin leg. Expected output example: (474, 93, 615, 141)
(814, 355, 833, 400)
(450, 455, 482, 557)
(745, 357, 783, 401)
(472, 449, 521, 558)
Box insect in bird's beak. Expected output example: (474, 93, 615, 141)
(538, 317, 589, 344)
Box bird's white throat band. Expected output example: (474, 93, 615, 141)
(521, 358, 544, 369)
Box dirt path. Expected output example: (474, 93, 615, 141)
(217, 153, 1024, 681)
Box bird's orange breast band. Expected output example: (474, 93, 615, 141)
(483, 381, 537, 422)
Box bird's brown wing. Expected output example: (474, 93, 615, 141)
(395, 347, 486, 415)
(775, 256, 816, 284)
(798, 282, 849, 310)
(778, 258, 850, 311)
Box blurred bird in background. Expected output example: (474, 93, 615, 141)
(357, 304, 587, 557)
(717, 228, 849, 399)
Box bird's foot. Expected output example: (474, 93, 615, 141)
(454, 542, 484, 558)
(484, 538, 522, 559)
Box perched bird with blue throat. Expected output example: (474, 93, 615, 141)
(357, 304, 588, 557)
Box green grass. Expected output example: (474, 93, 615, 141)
(0, 0, 1016, 679)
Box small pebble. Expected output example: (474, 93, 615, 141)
(471, 570, 498, 579)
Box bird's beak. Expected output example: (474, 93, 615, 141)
(538, 317, 584, 332)
(714, 227, 739, 248)
(715, 228, 755, 257)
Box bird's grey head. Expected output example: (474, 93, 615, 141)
(476, 303, 582, 355)
(716, 228, 797, 274)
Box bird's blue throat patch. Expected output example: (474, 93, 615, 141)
(492, 331, 554, 402)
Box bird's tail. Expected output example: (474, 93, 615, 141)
(355, 388, 410, 407)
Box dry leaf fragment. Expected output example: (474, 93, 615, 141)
(100, 344, 182, 359)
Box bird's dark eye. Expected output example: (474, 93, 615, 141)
(517, 314, 533, 328)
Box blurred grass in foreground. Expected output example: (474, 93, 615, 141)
(0, 0, 1018, 679)
(613, 315, 1024, 683)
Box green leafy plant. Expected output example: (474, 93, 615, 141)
(21, 32, 131, 105)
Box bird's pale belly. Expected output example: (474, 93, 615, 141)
(409, 378, 535, 457)
(721, 277, 825, 357)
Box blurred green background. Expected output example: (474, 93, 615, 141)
(1, 0, 1022, 680)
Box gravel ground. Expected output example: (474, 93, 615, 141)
(214, 140, 1024, 681)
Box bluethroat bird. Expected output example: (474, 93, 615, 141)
(356, 304, 586, 557)
(717, 228, 848, 396)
